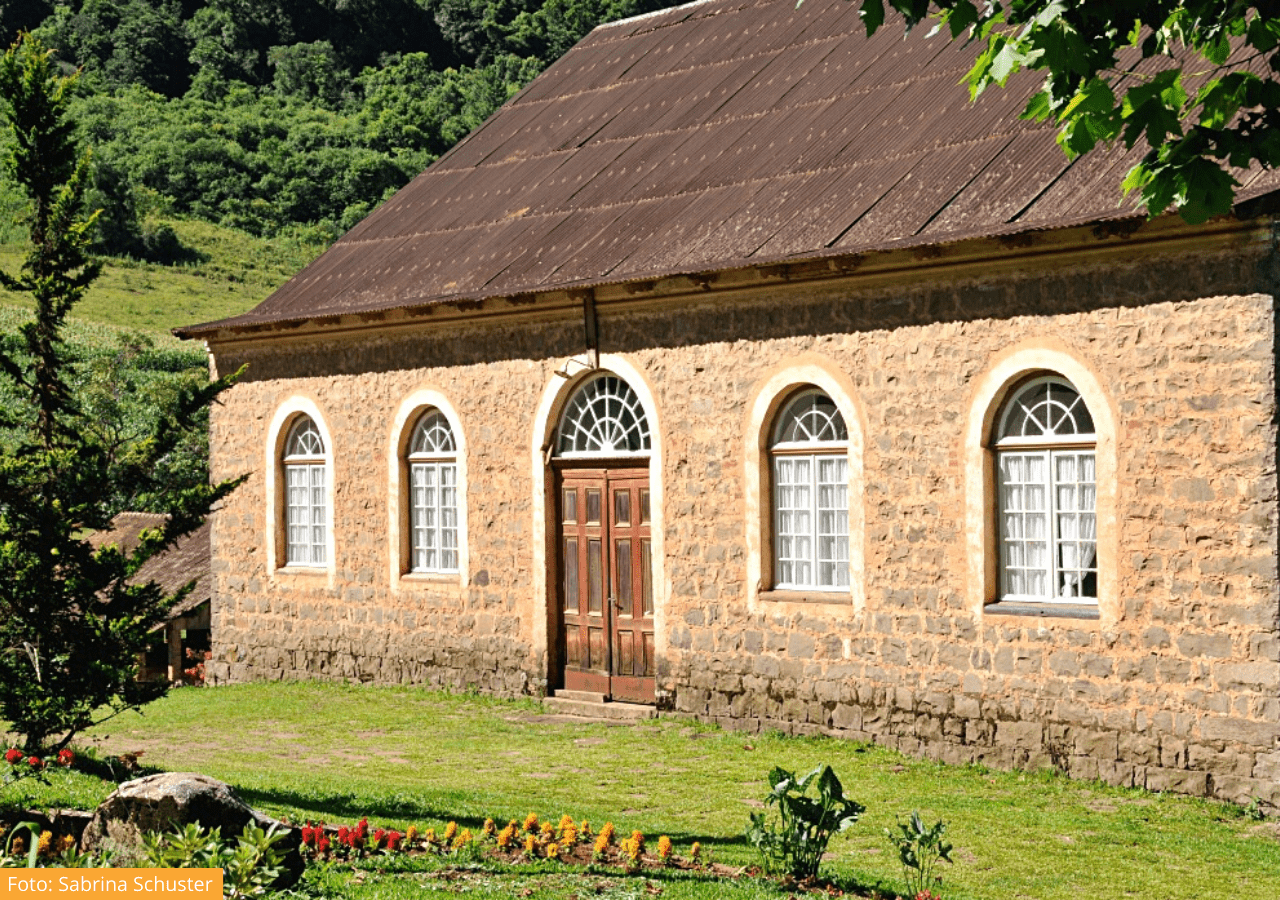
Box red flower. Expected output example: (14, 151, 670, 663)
(316, 835, 330, 855)
(387, 830, 402, 852)
(3, 748, 21, 765)
(26, 756, 42, 769)
(372, 828, 386, 849)
(56, 749, 74, 767)
(355, 817, 369, 841)
(301, 825, 315, 847)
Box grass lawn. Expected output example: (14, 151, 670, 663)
(7, 682, 1277, 899)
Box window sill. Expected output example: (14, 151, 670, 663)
(984, 601, 1099, 620)
(274, 565, 330, 579)
(759, 589, 853, 606)
(398, 571, 462, 586)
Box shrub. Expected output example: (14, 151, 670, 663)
(746, 764, 864, 879)
(141, 822, 286, 898)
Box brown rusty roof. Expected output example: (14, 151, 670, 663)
(179, 0, 1280, 337)
(89, 513, 211, 620)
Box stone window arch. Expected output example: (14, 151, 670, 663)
(964, 344, 1118, 619)
(743, 356, 865, 613)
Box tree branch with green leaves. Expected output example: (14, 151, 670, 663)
(858, 0, 1280, 223)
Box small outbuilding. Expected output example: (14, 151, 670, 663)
(91, 512, 212, 684)
(178, 0, 1280, 804)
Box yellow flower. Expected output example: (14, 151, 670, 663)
(540, 821, 555, 839)
(453, 829, 472, 851)
(580, 820, 592, 838)
(598, 822, 615, 846)
(10, 837, 23, 855)
(620, 837, 642, 871)
(558, 814, 574, 832)
(57, 834, 76, 853)
(497, 823, 517, 849)
(424, 828, 438, 846)
(630, 830, 645, 856)
(657, 835, 673, 863)
(443, 821, 458, 843)
(546, 841, 560, 860)
(690, 841, 702, 862)
(592, 833, 609, 860)
(562, 824, 578, 845)
(482, 818, 496, 837)
(523, 833, 538, 858)
(523, 812, 539, 833)
(37, 831, 52, 857)
(406, 825, 419, 844)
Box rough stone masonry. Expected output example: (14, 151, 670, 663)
(203, 231, 1280, 806)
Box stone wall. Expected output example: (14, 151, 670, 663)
(205, 236, 1280, 804)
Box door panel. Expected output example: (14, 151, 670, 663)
(557, 466, 655, 703)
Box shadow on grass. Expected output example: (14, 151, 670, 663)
(236, 786, 492, 829)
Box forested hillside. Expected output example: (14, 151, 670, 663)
(0, 1, 673, 516)
(0, 0, 670, 255)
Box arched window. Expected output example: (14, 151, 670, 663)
(407, 409, 459, 573)
(771, 390, 849, 590)
(283, 415, 327, 567)
(557, 374, 651, 456)
(994, 375, 1097, 603)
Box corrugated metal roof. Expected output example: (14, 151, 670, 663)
(180, 0, 1280, 337)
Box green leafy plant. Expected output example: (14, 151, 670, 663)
(142, 822, 287, 899)
(0, 822, 40, 868)
(745, 764, 864, 879)
(886, 811, 953, 899)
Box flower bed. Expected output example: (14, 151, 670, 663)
(296, 811, 716, 875)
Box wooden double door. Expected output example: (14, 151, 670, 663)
(556, 466, 655, 703)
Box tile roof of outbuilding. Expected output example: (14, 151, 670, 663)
(89, 513, 211, 621)
(178, 0, 1280, 337)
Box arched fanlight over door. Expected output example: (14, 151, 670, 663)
(556, 373, 651, 457)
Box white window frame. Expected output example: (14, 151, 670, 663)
(407, 410, 459, 574)
(283, 416, 328, 568)
(994, 376, 1097, 604)
(770, 390, 849, 592)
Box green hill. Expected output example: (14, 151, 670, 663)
(0, 217, 325, 344)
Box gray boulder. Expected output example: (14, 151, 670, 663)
(81, 772, 303, 886)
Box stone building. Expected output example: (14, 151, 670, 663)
(178, 0, 1280, 803)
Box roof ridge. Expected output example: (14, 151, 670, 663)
(596, 0, 725, 31)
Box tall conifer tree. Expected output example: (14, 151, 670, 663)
(0, 33, 240, 750)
